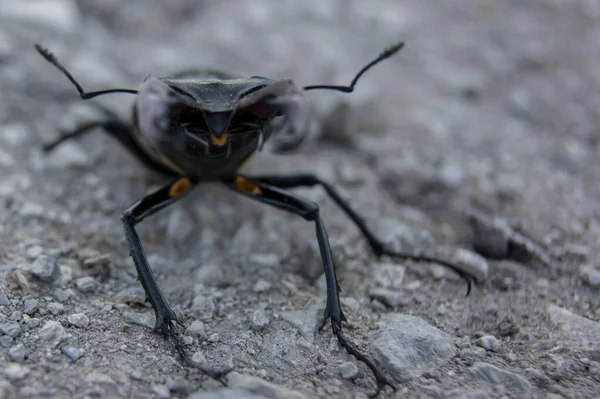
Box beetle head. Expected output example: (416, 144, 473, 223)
(135, 76, 308, 157)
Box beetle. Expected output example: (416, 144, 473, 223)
(35, 41, 476, 397)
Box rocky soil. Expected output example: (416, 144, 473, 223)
(0, 1, 599, 398)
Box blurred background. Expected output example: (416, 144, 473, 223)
(0, 1, 599, 398)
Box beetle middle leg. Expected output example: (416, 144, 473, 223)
(252, 174, 476, 291)
(224, 176, 395, 397)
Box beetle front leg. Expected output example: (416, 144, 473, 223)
(122, 177, 196, 333)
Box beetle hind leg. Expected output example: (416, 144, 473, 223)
(251, 173, 477, 294)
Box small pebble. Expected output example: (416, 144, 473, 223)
(580, 266, 600, 288)
(26, 245, 44, 259)
(0, 336, 12, 348)
(252, 279, 272, 293)
(338, 362, 360, 379)
(54, 288, 71, 302)
(185, 321, 205, 337)
(475, 335, 501, 352)
(75, 276, 97, 293)
(251, 310, 270, 331)
(23, 299, 39, 315)
(62, 346, 85, 362)
(47, 302, 65, 315)
(39, 320, 67, 348)
(30, 255, 59, 282)
(0, 291, 9, 306)
(166, 376, 189, 395)
(152, 384, 170, 399)
(9, 311, 21, 321)
(67, 313, 90, 328)
(9, 343, 27, 363)
(3, 364, 30, 381)
(207, 333, 219, 343)
(191, 351, 206, 365)
(0, 321, 22, 338)
(24, 317, 41, 329)
(123, 312, 155, 330)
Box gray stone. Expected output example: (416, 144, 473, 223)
(280, 305, 320, 343)
(580, 265, 600, 288)
(251, 310, 270, 331)
(449, 248, 489, 283)
(75, 276, 97, 293)
(0, 291, 9, 306)
(373, 262, 406, 289)
(189, 389, 268, 399)
(85, 372, 115, 384)
(468, 362, 532, 394)
(369, 288, 411, 308)
(67, 313, 90, 328)
(23, 299, 39, 315)
(30, 255, 59, 282)
(62, 346, 85, 362)
(207, 333, 219, 343)
(113, 286, 145, 302)
(24, 317, 41, 329)
(192, 295, 216, 320)
(47, 302, 65, 315)
(191, 351, 207, 366)
(186, 320, 205, 337)
(369, 314, 455, 382)
(0, 321, 22, 338)
(194, 264, 225, 286)
(54, 288, 71, 302)
(338, 362, 360, 379)
(9, 311, 21, 321)
(152, 384, 170, 399)
(475, 335, 500, 352)
(548, 305, 600, 347)
(375, 219, 435, 253)
(39, 320, 67, 348)
(252, 279, 272, 293)
(123, 312, 155, 330)
(0, 335, 12, 348)
(8, 343, 27, 363)
(227, 372, 306, 399)
(3, 364, 30, 381)
(166, 376, 189, 395)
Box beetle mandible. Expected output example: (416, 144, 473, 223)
(35, 41, 476, 397)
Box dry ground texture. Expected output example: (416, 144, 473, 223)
(0, 1, 599, 398)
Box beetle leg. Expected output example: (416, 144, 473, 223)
(251, 174, 476, 294)
(43, 112, 177, 176)
(224, 176, 395, 397)
(122, 177, 196, 334)
(121, 178, 230, 381)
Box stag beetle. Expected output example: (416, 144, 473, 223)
(35, 41, 476, 397)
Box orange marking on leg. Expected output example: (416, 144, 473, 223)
(169, 177, 192, 197)
(234, 176, 262, 195)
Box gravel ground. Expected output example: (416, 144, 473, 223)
(1, 1, 599, 398)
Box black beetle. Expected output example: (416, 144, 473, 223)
(36, 41, 476, 397)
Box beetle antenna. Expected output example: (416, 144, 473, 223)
(303, 41, 404, 93)
(35, 44, 138, 99)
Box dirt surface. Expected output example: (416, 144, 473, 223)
(1, 1, 599, 398)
